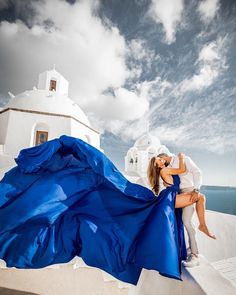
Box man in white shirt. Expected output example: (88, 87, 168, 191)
(157, 152, 203, 267)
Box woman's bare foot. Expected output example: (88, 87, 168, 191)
(198, 224, 216, 239)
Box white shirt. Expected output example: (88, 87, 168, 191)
(169, 155, 202, 190)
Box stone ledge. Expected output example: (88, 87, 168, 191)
(185, 255, 236, 295)
(212, 256, 236, 288)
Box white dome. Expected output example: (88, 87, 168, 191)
(4, 89, 91, 127)
(157, 145, 172, 155)
(134, 133, 161, 150)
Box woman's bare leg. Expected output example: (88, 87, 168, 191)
(195, 194, 216, 239)
(175, 192, 216, 239)
(175, 192, 195, 208)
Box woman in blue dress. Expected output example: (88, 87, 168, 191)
(0, 135, 208, 285)
(148, 154, 215, 238)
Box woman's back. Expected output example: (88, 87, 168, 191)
(161, 173, 180, 191)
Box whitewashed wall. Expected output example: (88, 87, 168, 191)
(70, 118, 100, 149)
(0, 111, 9, 145)
(1, 110, 100, 157)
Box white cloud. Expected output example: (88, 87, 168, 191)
(143, 80, 236, 155)
(0, 0, 235, 160)
(118, 34, 234, 155)
(179, 38, 228, 93)
(198, 0, 220, 22)
(94, 76, 172, 140)
(85, 87, 150, 121)
(126, 39, 159, 80)
(129, 39, 148, 60)
(0, 0, 153, 131)
(198, 41, 220, 62)
(151, 125, 189, 145)
(149, 0, 184, 44)
(180, 64, 218, 92)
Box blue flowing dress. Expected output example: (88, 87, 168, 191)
(0, 135, 187, 285)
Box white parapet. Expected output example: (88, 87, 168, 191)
(192, 210, 236, 262)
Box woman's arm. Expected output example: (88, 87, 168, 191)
(160, 153, 186, 176)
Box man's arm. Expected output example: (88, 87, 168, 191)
(161, 153, 186, 175)
(185, 156, 202, 190)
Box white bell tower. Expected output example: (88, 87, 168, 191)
(37, 65, 69, 96)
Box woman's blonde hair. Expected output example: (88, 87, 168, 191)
(147, 156, 161, 195)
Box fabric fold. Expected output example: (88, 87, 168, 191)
(0, 135, 186, 285)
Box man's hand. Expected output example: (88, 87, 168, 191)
(190, 191, 200, 203)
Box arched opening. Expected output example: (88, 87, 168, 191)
(49, 79, 57, 91)
(35, 131, 48, 145)
(31, 122, 49, 146)
(127, 150, 133, 164)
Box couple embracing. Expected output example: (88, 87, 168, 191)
(147, 152, 216, 268)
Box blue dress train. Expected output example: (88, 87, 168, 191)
(0, 135, 187, 285)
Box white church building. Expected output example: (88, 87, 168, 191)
(123, 133, 171, 189)
(124, 133, 171, 177)
(0, 67, 101, 175)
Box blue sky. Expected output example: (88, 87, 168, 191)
(0, 0, 235, 186)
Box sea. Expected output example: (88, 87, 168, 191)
(201, 185, 236, 216)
